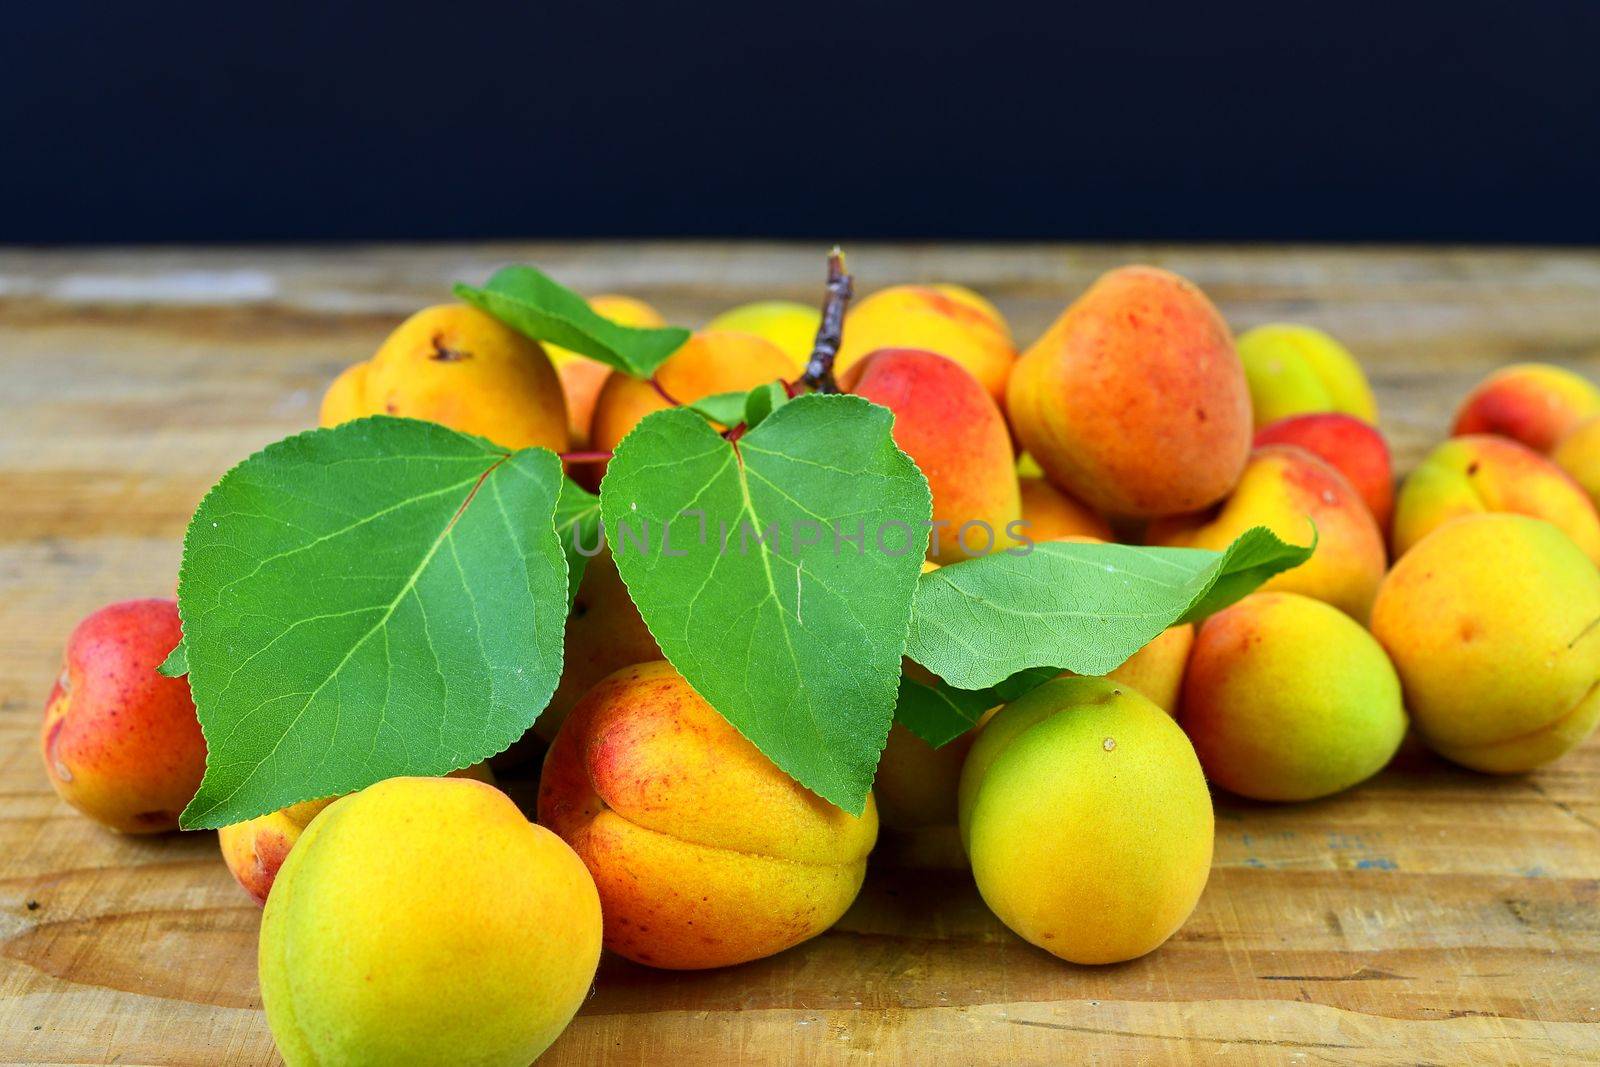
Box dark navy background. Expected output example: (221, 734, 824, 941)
(4, 1, 1597, 244)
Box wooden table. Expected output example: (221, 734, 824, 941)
(3, 243, 1599, 1065)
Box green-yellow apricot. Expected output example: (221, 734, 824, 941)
(958, 677, 1213, 964)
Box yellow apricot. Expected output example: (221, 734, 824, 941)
(705, 300, 821, 364)
(260, 777, 601, 1066)
(1370, 514, 1600, 774)
(873, 721, 978, 830)
(1555, 416, 1600, 510)
(836, 284, 1016, 406)
(931, 283, 1014, 344)
(588, 330, 796, 454)
(318, 362, 370, 427)
(320, 304, 568, 452)
(1018, 476, 1113, 544)
(1182, 592, 1406, 800)
(533, 548, 660, 742)
(1236, 323, 1378, 428)
(219, 763, 494, 906)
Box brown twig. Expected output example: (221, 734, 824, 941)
(559, 450, 613, 464)
(800, 247, 853, 394)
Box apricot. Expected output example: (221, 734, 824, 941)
(1017, 476, 1114, 544)
(871, 659, 997, 830)
(843, 348, 1022, 562)
(1007, 266, 1251, 517)
(1182, 593, 1405, 801)
(317, 361, 370, 427)
(931, 283, 1013, 344)
(319, 303, 568, 452)
(1453, 362, 1600, 453)
(1236, 323, 1378, 428)
(1254, 413, 1394, 530)
(836, 284, 1017, 406)
(1554, 416, 1600, 510)
(534, 547, 660, 742)
(218, 764, 494, 906)
(588, 329, 796, 455)
(260, 777, 600, 1066)
(40, 599, 205, 833)
(1104, 624, 1194, 715)
(1149, 445, 1387, 621)
(538, 661, 877, 969)
(1059, 624, 1191, 714)
(874, 721, 979, 830)
(1371, 515, 1600, 774)
(958, 677, 1212, 964)
(1391, 435, 1600, 564)
(220, 797, 331, 906)
(544, 293, 666, 448)
(705, 300, 821, 364)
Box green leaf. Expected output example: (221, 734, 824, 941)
(743, 381, 790, 429)
(176, 416, 568, 829)
(684, 390, 749, 427)
(157, 640, 188, 678)
(1174, 524, 1320, 625)
(906, 527, 1312, 691)
(893, 665, 1059, 749)
(894, 673, 993, 748)
(553, 476, 602, 603)
(988, 666, 1061, 704)
(454, 265, 690, 378)
(600, 395, 932, 814)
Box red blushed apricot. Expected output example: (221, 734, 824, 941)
(538, 661, 876, 970)
(1254, 413, 1395, 531)
(1392, 435, 1600, 565)
(1007, 266, 1252, 517)
(41, 599, 205, 833)
(1452, 363, 1600, 454)
(219, 799, 329, 905)
(843, 348, 1022, 563)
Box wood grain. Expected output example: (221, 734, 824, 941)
(2, 243, 1599, 1065)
